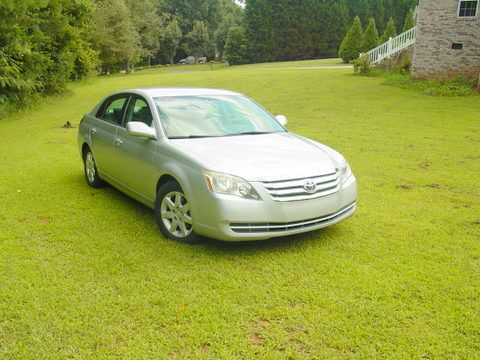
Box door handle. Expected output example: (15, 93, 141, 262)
(91, 128, 97, 135)
(115, 138, 123, 146)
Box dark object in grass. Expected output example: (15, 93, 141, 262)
(63, 121, 72, 128)
(426, 183, 441, 189)
(396, 184, 413, 190)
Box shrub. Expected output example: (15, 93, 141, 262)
(353, 54, 372, 76)
(397, 52, 412, 74)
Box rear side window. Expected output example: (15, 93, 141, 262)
(97, 96, 129, 125)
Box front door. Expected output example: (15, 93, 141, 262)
(112, 95, 158, 202)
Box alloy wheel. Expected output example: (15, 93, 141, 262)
(85, 152, 96, 183)
(160, 191, 193, 238)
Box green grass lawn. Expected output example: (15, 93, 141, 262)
(0, 62, 479, 359)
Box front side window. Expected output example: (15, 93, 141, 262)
(125, 97, 153, 127)
(458, 0, 478, 17)
(154, 95, 286, 139)
(98, 96, 129, 125)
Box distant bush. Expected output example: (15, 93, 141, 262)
(397, 52, 412, 74)
(353, 55, 372, 76)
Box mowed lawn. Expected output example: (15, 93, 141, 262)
(0, 60, 479, 359)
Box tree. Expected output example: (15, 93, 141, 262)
(358, 0, 372, 26)
(243, 0, 276, 63)
(361, 17, 379, 52)
(379, 17, 397, 44)
(338, 16, 363, 63)
(224, 25, 249, 65)
(161, 18, 183, 65)
(370, 0, 385, 34)
(126, 0, 162, 66)
(214, 15, 236, 61)
(319, 0, 350, 58)
(161, 0, 222, 34)
(403, 8, 415, 32)
(0, 0, 97, 102)
(92, 0, 140, 72)
(184, 20, 210, 63)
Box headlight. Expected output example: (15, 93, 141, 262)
(203, 171, 261, 200)
(340, 161, 352, 183)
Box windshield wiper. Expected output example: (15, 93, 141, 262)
(169, 132, 275, 139)
(168, 135, 217, 139)
(226, 131, 274, 137)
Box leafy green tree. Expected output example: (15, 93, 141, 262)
(224, 25, 249, 65)
(243, 0, 276, 63)
(214, 15, 238, 61)
(184, 20, 210, 63)
(361, 17, 379, 52)
(403, 8, 415, 32)
(369, 0, 385, 33)
(358, 0, 372, 26)
(319, 1, 350, 58)
(379, 17, 397, 44)
(161, 0, 221, 34)
(92, 0, 140, 73)
(161, 18, 183, 65)
(0, 0, 97, 102)
(338, 16, 363, 63)
(126, 0, 162, 66)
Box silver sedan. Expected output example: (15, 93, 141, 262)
(78, 88, 357, 243)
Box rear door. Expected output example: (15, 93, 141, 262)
(111, 95, 158, 201)
(91, 94, 129, 178)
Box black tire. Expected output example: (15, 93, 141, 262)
(83, 147, 105, 188)
(155, 181, 203, 244)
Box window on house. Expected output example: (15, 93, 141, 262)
(458, 0, 478, 17)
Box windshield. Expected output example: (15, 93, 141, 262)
(153, 95, 286, 139)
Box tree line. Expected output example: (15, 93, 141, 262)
(339, 8, 415, 63)
(0, 0, 418, 104)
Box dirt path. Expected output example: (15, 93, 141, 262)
(256, 65, 353, 70)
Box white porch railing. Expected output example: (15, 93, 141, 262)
(364, 26, 417, 64)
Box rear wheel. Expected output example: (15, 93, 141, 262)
(83, 148, 105, 188)
(155, 181, 203, 244)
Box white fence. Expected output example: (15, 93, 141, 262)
(364, 26, 417, 64)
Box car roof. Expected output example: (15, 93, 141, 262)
(120, 87, 242, 98)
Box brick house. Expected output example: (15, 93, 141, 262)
(412, 0, 480, 78)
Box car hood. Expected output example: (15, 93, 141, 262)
(171, 133, 343, 181)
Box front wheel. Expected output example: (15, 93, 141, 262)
(155, 181, 203, 244)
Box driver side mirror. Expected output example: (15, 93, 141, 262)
(126, 122, 157, 139)
(275, 115, 288, 127)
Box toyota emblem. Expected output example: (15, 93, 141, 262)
(303, 179, 317, 193)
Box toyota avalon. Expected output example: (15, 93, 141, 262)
(78, 88, 357, 243)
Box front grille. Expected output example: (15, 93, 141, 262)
(230, 203, 356, 234)
(261, 170, 340, 202)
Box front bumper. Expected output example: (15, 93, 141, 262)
(191, 175, 357, 241)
